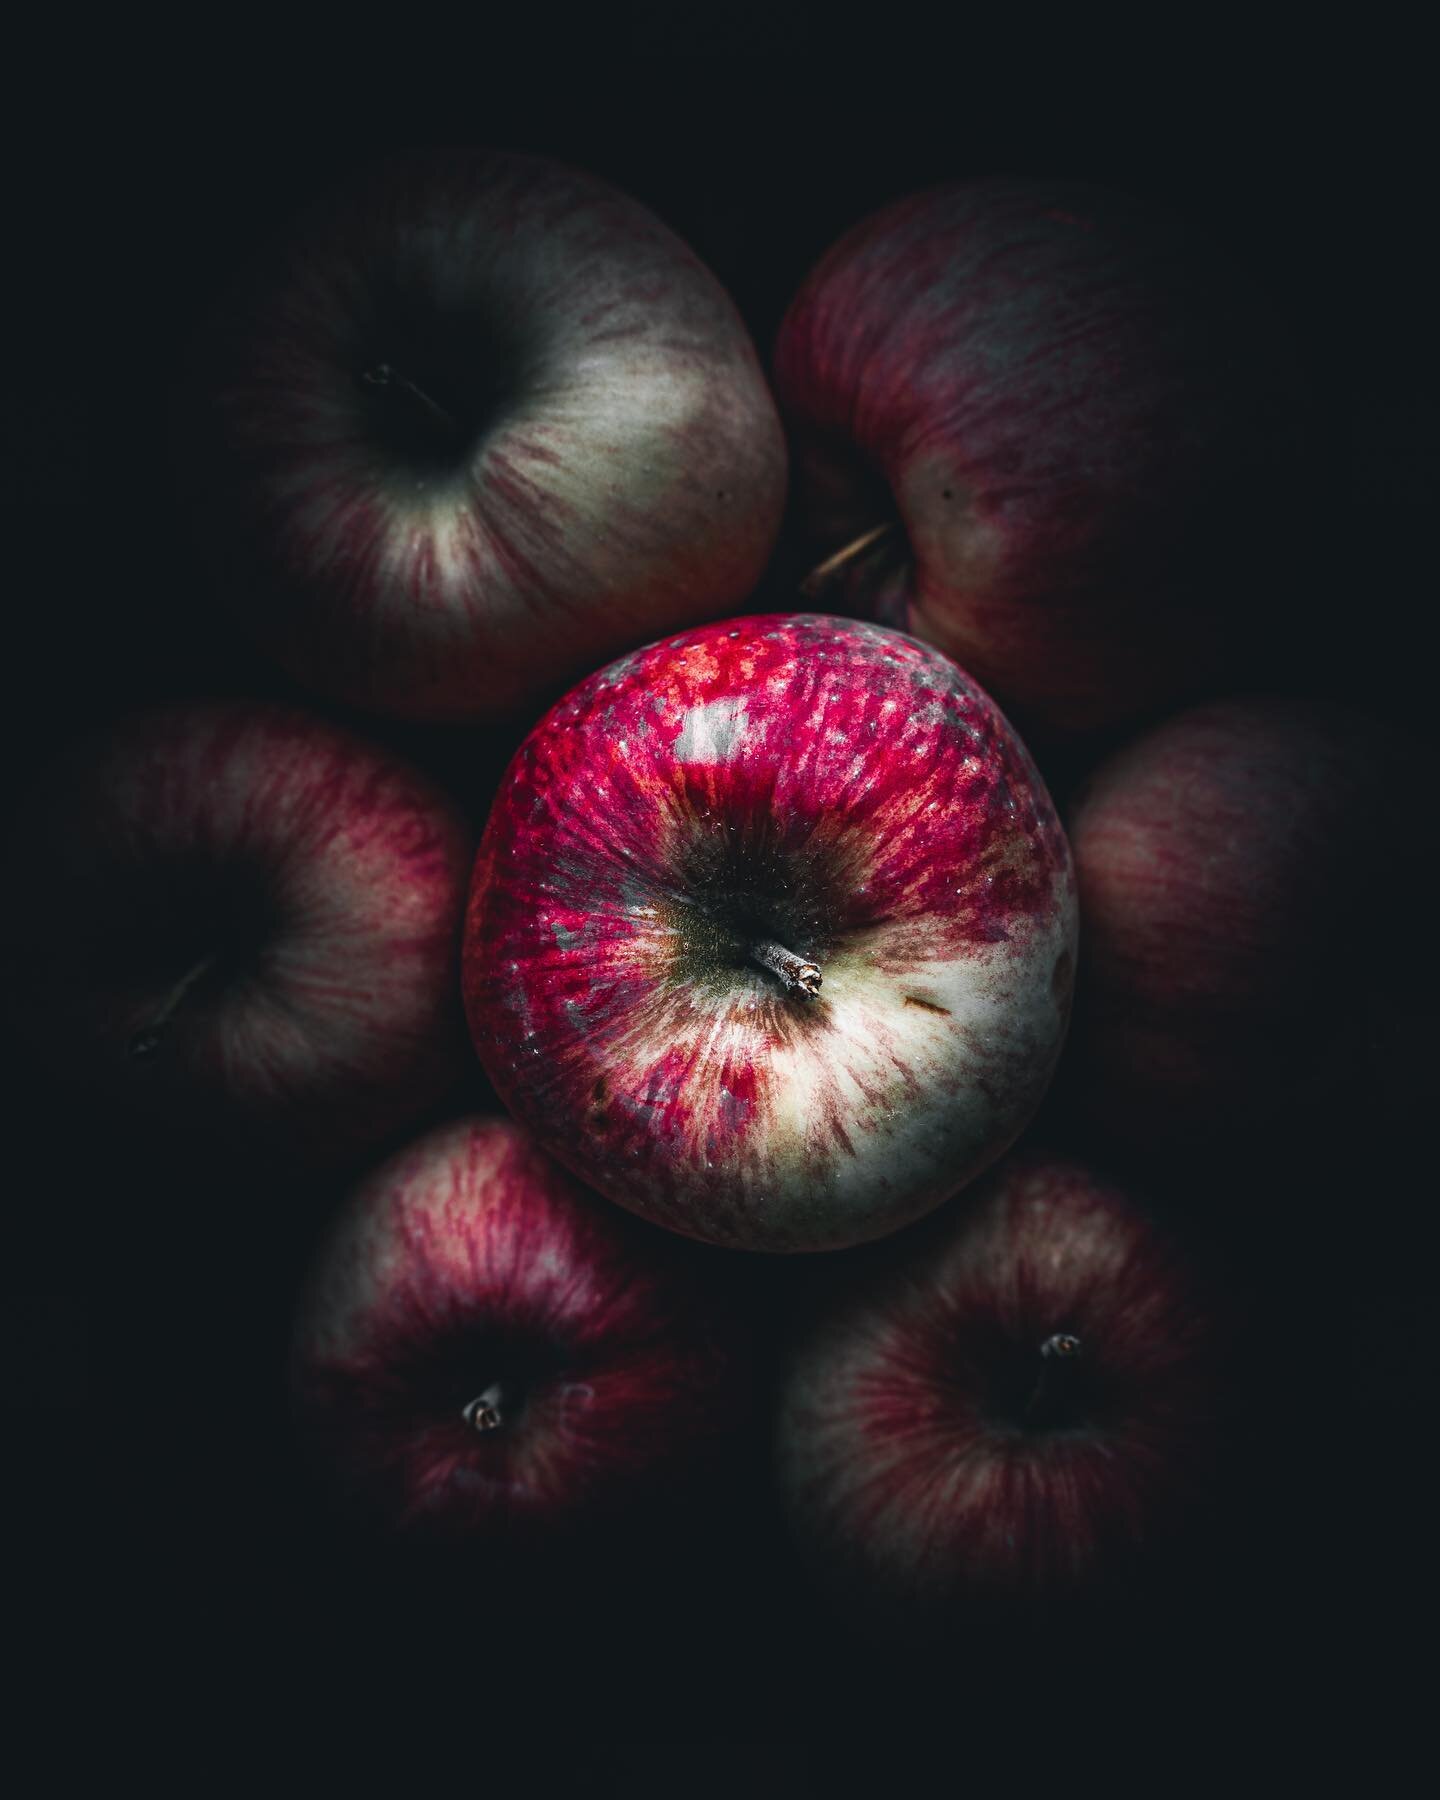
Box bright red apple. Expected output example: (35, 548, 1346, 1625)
(773, 177, 1311, 735)
(774, 1151, 1234, 1633)
(1061, 695, 1411, 1156)
(5, 699, 473, 1166)
(181, 147, 787, 723)
(290, 1113, 749, 1546)
(463, 613, 1077, 1253)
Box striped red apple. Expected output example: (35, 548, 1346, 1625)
(463, 613, 1077, 1252)
(775, 1151, 1235, 1633)
(774, 177, 1311, 735)
(291, 1114, 750, 1547)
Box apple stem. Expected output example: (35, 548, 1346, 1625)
(462, 1382, 507, 1435)
(360, 362, 461, 437)
(799, 522, 897, 598)
(128, 954, 220, 1058)
(750, 939, 823, 998)
(1023, 1332, 1083, 1424)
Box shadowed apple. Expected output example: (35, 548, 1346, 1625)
(291, 1114, 752, 1549)
(774, 177, 1314, 736)
(5, 699, 474, 1167)
(181, 147, 788, 723)
(1059, 694, 1417, 1157)
(775, 1151, 1236, 1635)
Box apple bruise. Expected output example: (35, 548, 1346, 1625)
(292, 1117, 741, 1540)
(775, 1154, 1228, 1621)
(464, 615, 1076, 1252)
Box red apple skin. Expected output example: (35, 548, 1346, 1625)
(182, 148, 787, 724)
(291, 1114, 749, 1546)
(7, 699, 473, 1167)
(773, 178, 1310, 736)
(463, 613, 1077, 1254)
(774, 1152, 1232, 1632)
(1063, 696, 1408, 1155)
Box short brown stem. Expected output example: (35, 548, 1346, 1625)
(360, 362, 460, 437)
(128, 955, 219, 1058)
(750, 939, 822, 998)
(799, 522, 897, 598)
(462, 1381, 507, 1434)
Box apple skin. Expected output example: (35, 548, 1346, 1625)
(290, 1114, 750, 1548)
(181, 147, 787, 724)
(1061, 695, 1410, 1156)
(6, 699, 473, 1167)
(774, 1151, 1233, 1634)
(773, 177, 1311, 736)
(463, 613, 1077, 1254)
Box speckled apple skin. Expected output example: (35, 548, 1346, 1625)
(292, 1115, 747, 1542)
(775, 1153, 1229, 1627)
(185, 149, 787, 723)
(463, 614, 1077, 1253)
(10, 700, 472, 1166)
(774, 178, 1309, 735)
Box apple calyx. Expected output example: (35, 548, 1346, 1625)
(359, 361, 463, 443)
(128, 953, 220, 1059)
(462, 1382, 508, 1435)
(1023, 1332, 1084, 1429)
(749, 938, 823, 998)
(799, 521, 897, 598)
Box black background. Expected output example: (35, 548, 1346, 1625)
(9, 15, 1432, 1787)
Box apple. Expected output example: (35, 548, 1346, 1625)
(463, 612, 1077, 1253)
(774, 1150, 1235, 1636)
(290, 1113, 750, 1550)
(772, 177, 1312, 735)
(4, 698, 473, 1167)
(180, 147, 788, 724)
(1060, 695, 1412, 1157)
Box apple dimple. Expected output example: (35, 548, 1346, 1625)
(114, 860, 287, 1062)
(350, 281, 540, 479)
(660, 814, 854, 1003)
(361, 1311, 585, 1498)
(792, 430, 916, 623)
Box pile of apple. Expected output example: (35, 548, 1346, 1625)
(18, 150, 1412, 1643)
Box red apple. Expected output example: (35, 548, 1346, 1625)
(5, 699, 473, 1166)
(290, 1114, 749, 1547)
(181, 147, 787, 723)
(773, 177, 1311, 735)
(1061, 695, 1411, 1156)
(774, 1151, 1234, 1633)
(463, 613, 1077, 1253)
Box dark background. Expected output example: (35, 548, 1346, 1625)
(9, 16, 1431, 1786)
